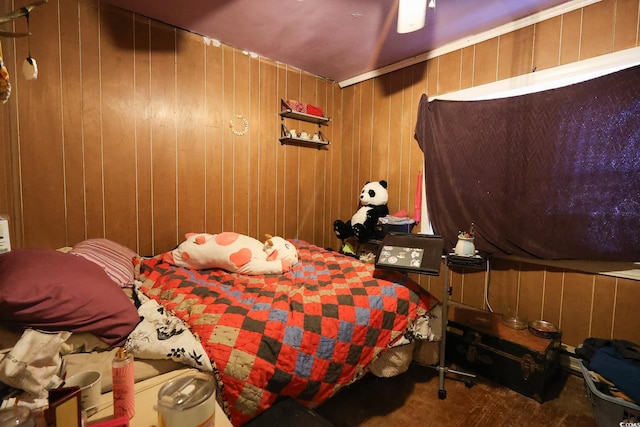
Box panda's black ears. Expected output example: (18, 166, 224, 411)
(380, 180, 388, 188)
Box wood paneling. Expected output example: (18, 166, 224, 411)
(336, 84, 356, 241)
(372, 76, 389, 180)
(614, 0, 640, 50)
(298, 70, 320, 243)
(1, 0, 638, 353)
(581, 0, 616, 59)
(459, 268, 486, 310)
(516, 266, 545, 325)
(18, 0, 67, 248)
(134, 15, 153, 256)
(447, 260, 639, 347)
(231, 49, 251, 236)
(614, 278, 640, 343)
(149, 22, 178, 252)
(560, 272, 593, 346)
(398, 67, 417, 220)
(221, 45, 235, 234)
(257, 60, 278, 240)
(560, 9, 583, 65)
(425, 59, 437, 100)
(101, 7, 138, 249)
(438, 51, 461, 94)
(486, 258, 520, 317)
(543, 267, 564, 329)
(176, 32, 206, 240)
(472, 38, 500, 86)
(533, 16, 562, 71)
(274, 64, 288, 238)
(497, 25, 535, 80)
(79, 1, 104, 241)
(0, 102, 11, 242)
(60, 0, 86, 246)
(460, 47, 475, 90)
(591, 275, 617, 339)
(357, 80, 373, 191)
(326, 83, 342, 249)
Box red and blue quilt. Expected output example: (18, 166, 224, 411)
(136, 239, 435, 425)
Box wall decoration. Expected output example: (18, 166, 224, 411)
(0, 45, 10, 104)
(21, 9, 38, 80)
(0, 0, 47, 103)
(229, 114, 249, 136)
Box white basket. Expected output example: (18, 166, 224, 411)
(580, 360, 640, 427)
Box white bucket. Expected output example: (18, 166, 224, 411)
(157, 372, 216, 427)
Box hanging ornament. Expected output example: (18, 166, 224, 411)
(21, 11, 38, 80)
(0, 42, 10, 104)
(22, 56, 38, 80)
(0, 0, 47, 102)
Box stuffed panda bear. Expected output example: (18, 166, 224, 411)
(334, 180, 389, 242)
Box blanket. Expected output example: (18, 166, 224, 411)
(136, 239, 436, 425)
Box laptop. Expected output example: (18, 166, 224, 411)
(375, 232, 444, 276)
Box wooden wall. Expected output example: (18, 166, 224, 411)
(1, 0, 638, 347)
(0, 0, 347, 255)
(397, 0, 640, 347)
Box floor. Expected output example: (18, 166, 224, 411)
(316, 363, 597, 427)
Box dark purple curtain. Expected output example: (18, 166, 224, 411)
(415, 65, 640, 261)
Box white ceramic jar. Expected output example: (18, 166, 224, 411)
(454, 237, 475, 256)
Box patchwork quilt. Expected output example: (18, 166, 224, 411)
(136, 239, 436, 425)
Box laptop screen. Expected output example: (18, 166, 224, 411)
(375, 232, 444, 276)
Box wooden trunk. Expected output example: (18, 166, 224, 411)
(445, 302, 561, 402)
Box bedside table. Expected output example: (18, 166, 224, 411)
(87, 369, 232, 427)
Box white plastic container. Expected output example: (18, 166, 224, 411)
(0, 406, 35, 427)
(157, 372, 216, 427)
(0, 214, 11, 254)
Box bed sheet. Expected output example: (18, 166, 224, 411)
(136, 239, 437, 425)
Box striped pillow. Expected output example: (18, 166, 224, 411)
(69, 238, 137, 287)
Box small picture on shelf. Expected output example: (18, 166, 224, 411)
(378, 246, 424, 269)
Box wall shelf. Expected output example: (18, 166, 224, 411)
(279, 124, 330, 149)
(279, 99, 331, 125)
(279, 99, 332, 149)
(279, 109, 331, 125)
(279, 136, 330, 150)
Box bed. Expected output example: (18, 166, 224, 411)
(0, 237, 441, 426)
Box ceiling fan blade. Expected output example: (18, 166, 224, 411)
(0, 0, 48, 24)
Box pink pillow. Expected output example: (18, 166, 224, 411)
(69, 238, 137, 287)
(0, 248, 140, 347)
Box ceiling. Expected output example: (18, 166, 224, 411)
(100, 0, 580, 86)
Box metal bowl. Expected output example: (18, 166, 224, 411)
(528, 320, 560, 339)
